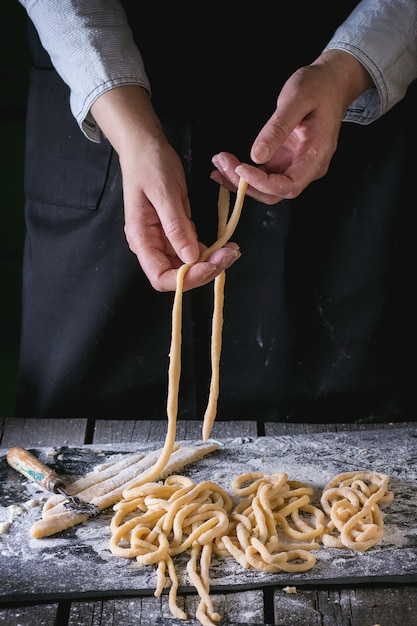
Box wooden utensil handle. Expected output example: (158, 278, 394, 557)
(7, 446, 64, 493)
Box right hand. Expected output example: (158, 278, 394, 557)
(91, 85, 241, 291)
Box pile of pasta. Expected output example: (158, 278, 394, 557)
(109, 469, 394, 626)
(320, 470, 394, 552)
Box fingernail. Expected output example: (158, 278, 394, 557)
(203, 263, 218, 279)
(212, 154, 226, 169)
(222, 249, 240, 268)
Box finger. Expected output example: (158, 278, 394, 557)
(211, 153, 242, 191)
(235, 150, 324, 202)
(251, 110, 309, 165)
(204, 242, 240, 269)
(251, 74, 315, 165)
(209, 170, 235, 192)
(127, 181, 200, 265)
(182, 244, 241, 291)
(211, 162, 286, 206)
(158, 197, 201, 264)
(212, 146, 320, 204)
(155, 244, 241, 292)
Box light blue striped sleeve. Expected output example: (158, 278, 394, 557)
(325, 0, 417, 124)
(19, 0, 151, 141)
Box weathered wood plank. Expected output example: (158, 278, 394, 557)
(273, 585, 417, 626)
(67, 590, 265, 625)
(273, 588, 321, 625)
(209, 420, 258, 439)
(0, 603, 59, 625)
(92, 419, 202, 444)
(264, 423, 339, 436)
(0, 417, 88, 447)
(264, 421, 415, 436)
(327, 587, 417, 626)
(92, 419, 257, 444)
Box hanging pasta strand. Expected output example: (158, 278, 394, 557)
(201, 178, 248, 439)
(110, 179, 247, 493)
(202, 185, 231, 441)
(165, 178, 248, 461)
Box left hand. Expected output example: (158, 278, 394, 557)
(211, 49, 373, 205)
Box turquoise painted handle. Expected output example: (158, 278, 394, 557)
(7, 446, 63, 493)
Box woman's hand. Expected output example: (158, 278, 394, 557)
(91, 85, 240, 291)
(211, 49, 373, 204)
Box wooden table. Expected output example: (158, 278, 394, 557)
(1, 417, 416, 626)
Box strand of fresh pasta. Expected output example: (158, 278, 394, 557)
(110, 470, 326, 625)
(201, 271, 225, 441)
(199, 178, 248, 263)
(30, 443, 218, 538)
(106, 183, 248, 495)
(29, 177, 248, 541)
(126, 263, 190, 490)
(215, 472, 324, 574)
(109, 475, 232, 625)
(162, 178, 248, 470)
(320, 471, 393, 551)
(202, 185, 230, 441)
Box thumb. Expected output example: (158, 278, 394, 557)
(163, 215, 200, 264)
(250, 83, 313, 165)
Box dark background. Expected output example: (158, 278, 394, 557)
(0, 2, 28, 416)
(2, 3, 415, 422)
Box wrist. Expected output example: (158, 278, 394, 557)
(91, 85, 166, 155)
(312, 48, 374, 111)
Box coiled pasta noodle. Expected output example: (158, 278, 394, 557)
(215, 472, 324, 575)
(320, 471, 394, 551)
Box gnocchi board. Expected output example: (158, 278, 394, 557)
(1, 427, 417, 601)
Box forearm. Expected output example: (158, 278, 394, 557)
(91, 85, 167, 158)
(19, 0, 150, 141)
(325, 0, 417, 124)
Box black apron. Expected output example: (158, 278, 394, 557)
(17, 3, 417, 422)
